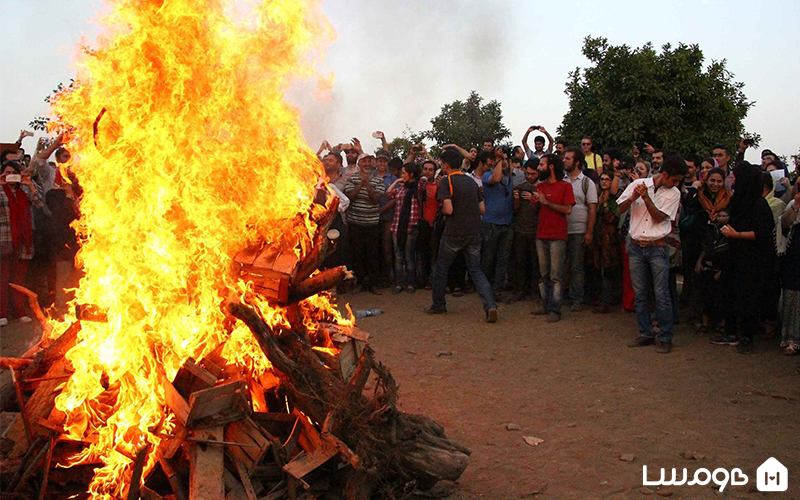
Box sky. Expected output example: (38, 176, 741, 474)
(2, 0, 799, 162)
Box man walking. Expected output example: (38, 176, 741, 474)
(426, 149, 498, 322)
(617, 155, 687, 353)
(481, 149, 515, 299)
(532, 154, 575, 323)
(563, 147, 597, 311)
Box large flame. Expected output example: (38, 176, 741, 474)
(46, 0, 337, 497)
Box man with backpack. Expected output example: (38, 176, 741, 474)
(563, 147, 598, 311)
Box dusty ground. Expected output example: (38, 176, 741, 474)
(2, 292, 798, 499)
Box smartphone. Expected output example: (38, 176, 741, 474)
(743, 138, 755, 146)
(5, 174, 22, 183)
(372, 131, 382, 139)
(412, 145, 423, 152)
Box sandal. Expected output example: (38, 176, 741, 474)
(695, 325, 709, 337)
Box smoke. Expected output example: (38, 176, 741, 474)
(289, 0, 515, 152)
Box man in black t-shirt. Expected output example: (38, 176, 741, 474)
(425, 149, 498, 322)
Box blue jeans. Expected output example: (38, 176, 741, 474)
(431, 234, 497, 313)
(481, 222, 513, 292)
(627, 244, 673, 342)
(392, 226, 419, 287)
(566, 233, 586, 304)
(536, 239, 567, 315)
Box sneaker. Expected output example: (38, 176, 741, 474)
(486, 308, 498, 323)
(627, 336, 655, 348)
(406, 286, 416, 294)
(531, 307, 548, 316)
(655, 340, 672, 354)
(546, 312, 560, 323)
(737, 338, 753, 354)
(19, 316, 32, 323)
(0, 318, 7, 327)
(570, 302, 583, 312)
(452, 288, 464, 297)
(392, 286, 403, 295)
(709, 333, 739, 346)
(783, 344, 800, 356)
(423, 307, 446, 315)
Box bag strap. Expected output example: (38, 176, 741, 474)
(447, 171, 465, 196)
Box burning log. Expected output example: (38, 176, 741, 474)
(288, 266, 347, 304)
(0, 358, 34, 371)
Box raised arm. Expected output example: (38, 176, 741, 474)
(443, 144, 470, 159)
(521, 127, 534, 154)
(36, 133, 64, 161)
(540, 126, 554, 153)
(487, 157, 504, 185)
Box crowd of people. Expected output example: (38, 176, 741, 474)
(315, 130, 800, 356)
(1, 127, 799, 358)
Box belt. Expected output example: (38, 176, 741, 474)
(632, 237, 667, 248)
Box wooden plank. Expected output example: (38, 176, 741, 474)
(282, 440, 338, 480)
(233, 455, 259, 500)
(344, 327, 370, 343)
(173, 358, 217, 398)
(8, 358, 71, 458)
(140, 486, 163, 500)
(291, 408, 321, 454)
(225, 418, 270, 472)
(161, 373, 190, 425)
(188, 426, 225, 500)
(337, 340, 358, 382)
(223, 470, 247, 500)
(272, 248, 300, 277)
(186, 379, 246, 428)
(250, 464, 283, 481)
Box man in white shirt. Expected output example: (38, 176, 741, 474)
(563, 147, 597, 311)
(617, 154, 687, 354)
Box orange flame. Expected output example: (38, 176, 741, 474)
(46, 0, 337, 497)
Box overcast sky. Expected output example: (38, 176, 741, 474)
(2, 0, 799, 161)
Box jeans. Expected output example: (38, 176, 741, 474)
(416, 220, 434, 287)
(566, 233, 586, 304)
(349, 223, 381, 288)
(536, 239, 567, 315)
(392, 226, 419, 287)
(481, 222, 513, 292)
(512, 232, 539, 296)
(627, 244, 673, 342)
(431, 234, 496, 313)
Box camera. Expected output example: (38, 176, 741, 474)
(412, 144, 423, 153)
(5, 174, 22, 183)
(743, 138, 755, 146)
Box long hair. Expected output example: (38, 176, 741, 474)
(729, 162, 763, 224)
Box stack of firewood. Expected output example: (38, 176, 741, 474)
(0, 200, 471, 500)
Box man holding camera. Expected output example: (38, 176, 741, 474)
(522, 125, 553, 161)
(481, 147, 515, 299)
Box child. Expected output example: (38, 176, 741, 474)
(694, 209, 731, 336)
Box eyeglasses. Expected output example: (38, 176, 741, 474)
(581, 142, 591, 146)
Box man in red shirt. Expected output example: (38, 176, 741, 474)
(417, 160, 439, 288)
(532, 154, 575, 322)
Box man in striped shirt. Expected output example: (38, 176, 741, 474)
(344, 155, 385, 294)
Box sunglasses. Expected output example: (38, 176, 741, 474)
(581, 142, 591, 146)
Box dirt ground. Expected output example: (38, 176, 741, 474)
(1, 292, 798, 499)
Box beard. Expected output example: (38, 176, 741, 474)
(538, 169, 550, 182)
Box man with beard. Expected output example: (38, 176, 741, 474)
(563, 147, 597, 311)
(531, 154, 575, 322)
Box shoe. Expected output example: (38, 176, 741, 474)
(531, 307, 548, 316)
(452, 288, 464, 297)
(570, 302, 583, 312)
(546, 312, 560, 323)
(737, 338, 753, 354)
(19, 316, 32, 323)
(783, 344, 800, 356)
(424, 307, 446, 315)
(694, 325, 709, 337)
(709, 333, 739, 346)
(655, 340, 672, 354)
(406, 286, 416, 294)
(627, 336, 655, 348)
(0, 318, 7, 327)
(369, 286, 382, 295)
(486, 308, 498, 323)
(592, 305, 610, 314)
(392, 286, 403, 295)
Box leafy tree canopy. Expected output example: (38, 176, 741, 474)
(425, 91, 511, 151)
(558, 36, 754, 156)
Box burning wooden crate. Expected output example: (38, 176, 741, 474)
(0, 201, 471, 500)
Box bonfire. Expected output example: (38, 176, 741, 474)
(0, 1, 469, 499)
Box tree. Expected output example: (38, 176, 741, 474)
(425, 91, 511, 151)
(558, 37, 754, 156)
(380, 126, 426, 159)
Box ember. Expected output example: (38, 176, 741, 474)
(0, 1, 468, 499)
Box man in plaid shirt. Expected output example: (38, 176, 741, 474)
(386, 162, 426, 294)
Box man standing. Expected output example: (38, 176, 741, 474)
(712, 145, 735, 190)
(617, 155, 687, 354)
(581, 137, 603, 175)
(417, 160, 439, 288)
(375, 150, 398, 287)
(651, 149, 664, 174)
(510, 156, 527, 188)
(426, 149, 498, 322)
(344, 155, 386, 294)
(482, 139, 494, 153)
(510, 158, 541, 302)
(532, 154, 575, 323)
(481, 148, 515, 299)
(554, 139, 567, 157)
(522, 125, 553, 160)
(563, 147, 598, 311)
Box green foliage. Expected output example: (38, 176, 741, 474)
(425, 91, 511, 151)
(29, 80, 75, 132)
(558, 37, 754, 156)
(380, 126, 426, 159)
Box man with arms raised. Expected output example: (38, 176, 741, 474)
(522, 125, 553, 160)
(618, 155, 687, 354)
(426, 149, 498, 322)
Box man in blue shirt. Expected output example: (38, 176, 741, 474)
(481, 150, 515, 298)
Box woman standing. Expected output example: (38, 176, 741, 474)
(589, 172, 621, 313)
(1, 161, 43, 326)
(719, 162, 776, 353)
(777, 191, 800, 355)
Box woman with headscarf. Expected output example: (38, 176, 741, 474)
(777, 191, 800, 355)
(715, 162, 776, 353)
